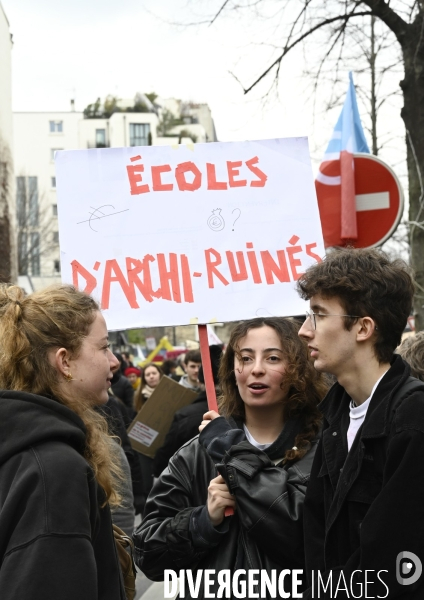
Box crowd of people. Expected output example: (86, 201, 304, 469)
(1, 247, 424, 599)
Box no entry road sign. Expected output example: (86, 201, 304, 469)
(316, 153, 404, 248)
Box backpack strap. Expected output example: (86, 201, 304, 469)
(390, 376, 424, 412)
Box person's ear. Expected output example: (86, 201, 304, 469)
(356, 317, 377, 343)
(50, 347, 72, 378)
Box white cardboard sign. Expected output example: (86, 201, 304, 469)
(55, 138, 324, 329)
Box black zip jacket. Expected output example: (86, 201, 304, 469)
(0, 390, 125, 600)
(303, 355, 424, 599)
(134, 416, 319, 598)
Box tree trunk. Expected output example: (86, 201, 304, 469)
(400, 14, 424, 332)
(0, 141, 15, 284)
(370, 15, 378, 155)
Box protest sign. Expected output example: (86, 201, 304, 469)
(55, 138, 324, 329)
(127, 376, 197, 458)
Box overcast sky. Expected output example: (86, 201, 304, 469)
(2, 0, 406, 176)
(2, 1, 334, 157)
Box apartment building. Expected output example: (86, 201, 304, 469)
(13, 96, 217, 291)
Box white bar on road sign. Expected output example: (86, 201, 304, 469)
(355, 192, 390, 212)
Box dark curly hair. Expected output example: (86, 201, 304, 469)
(218, 317, 329, 464)
(296, 247, 415, 363)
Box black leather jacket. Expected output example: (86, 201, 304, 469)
(134, 416, 319, 598)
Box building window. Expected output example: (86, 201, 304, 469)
(52, 204, 58, 216)
(17, 230, 28, 275)
(54, 259, 61, 273)
(51, 177, 56, 188)
(50, 148, 62, 161)
(95, 129, 106, 148)
(53, 231, 59, 244)
(16, 176, 38, 227)
(16, 176, 26, 226)
(129, 123, 150, 146)
(30, 232, 40, 276)
(28, 177, 38, 226)
(49, 120, 63, 133)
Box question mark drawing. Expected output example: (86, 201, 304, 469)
(232, 208, 241, 231)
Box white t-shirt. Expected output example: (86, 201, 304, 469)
(347, 372, 388, 451)
(243, 424, 272, 451)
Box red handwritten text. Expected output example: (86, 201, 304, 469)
(71, 238, 321, 309)
(126, 155, 268, 195)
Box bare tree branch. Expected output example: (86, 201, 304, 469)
(243, 10, 372, 94)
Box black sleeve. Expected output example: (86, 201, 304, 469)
(153, 414, 189, 477)
(134, 454, 213, 580)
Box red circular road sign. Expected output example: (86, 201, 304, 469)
(315, 153, 404, 248)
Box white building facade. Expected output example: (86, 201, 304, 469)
(13, 97, 217, 290)
(0, 3, 17, 283)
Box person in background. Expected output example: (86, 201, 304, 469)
(179, 349, 202, 391)
(134, 317, 328, 597)
(153, 345, 223, 477)
(98, 391, 145, 521)
(110, 352, 135, 426)
(0, 284, 126, 599)
(174, 353, 186, 379)
(397, 331, 424, 381)
(134, 363, 163, 413)
(132, 363, 164, 509)
(124, 366, 141, 390)
(161, 359, 178, 380)
(121, 351, 134, 369)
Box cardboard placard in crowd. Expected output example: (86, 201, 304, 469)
(127, 376, 197, 458)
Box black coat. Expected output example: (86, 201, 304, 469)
(97, 396, 145, 514)
(303, 355, 424, 599)
(134, 416, 319, 598)
(0, 390, 125, 600)
(153, 390, 208, 477)
(110, 372, 135, 425)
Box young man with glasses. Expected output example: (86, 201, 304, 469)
(297, 247, 424, 598)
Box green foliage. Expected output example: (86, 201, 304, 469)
(83, 92, 157, 119)
(127, 329, 146, 345)
(157, 109, 184, 135)
(103, 95, 121, 118)
(83, 97, 102, 119)
(178, 129, 198, 143)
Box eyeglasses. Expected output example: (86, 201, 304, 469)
(305, 310, 361, 330)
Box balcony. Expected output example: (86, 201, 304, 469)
(87, 142, 110, 149)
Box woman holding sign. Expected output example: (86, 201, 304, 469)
(0, 284, 127, 600)
(134, 317, 328, 598)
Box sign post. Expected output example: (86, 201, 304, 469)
(316, 153, 404, 248)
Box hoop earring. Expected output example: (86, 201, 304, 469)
(63, 372, 74, 382)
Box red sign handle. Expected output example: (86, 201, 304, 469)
(198, 324, 234, 518)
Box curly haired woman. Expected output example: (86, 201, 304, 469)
(0, 284, 126, 599)
(134, 317, 329, 599)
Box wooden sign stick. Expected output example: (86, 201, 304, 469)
(198, 324, 234, 517)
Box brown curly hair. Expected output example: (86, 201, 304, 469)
(218, 317, 329, 464)
(296, 247, 415, 363)
(0, 283, 122, 507)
